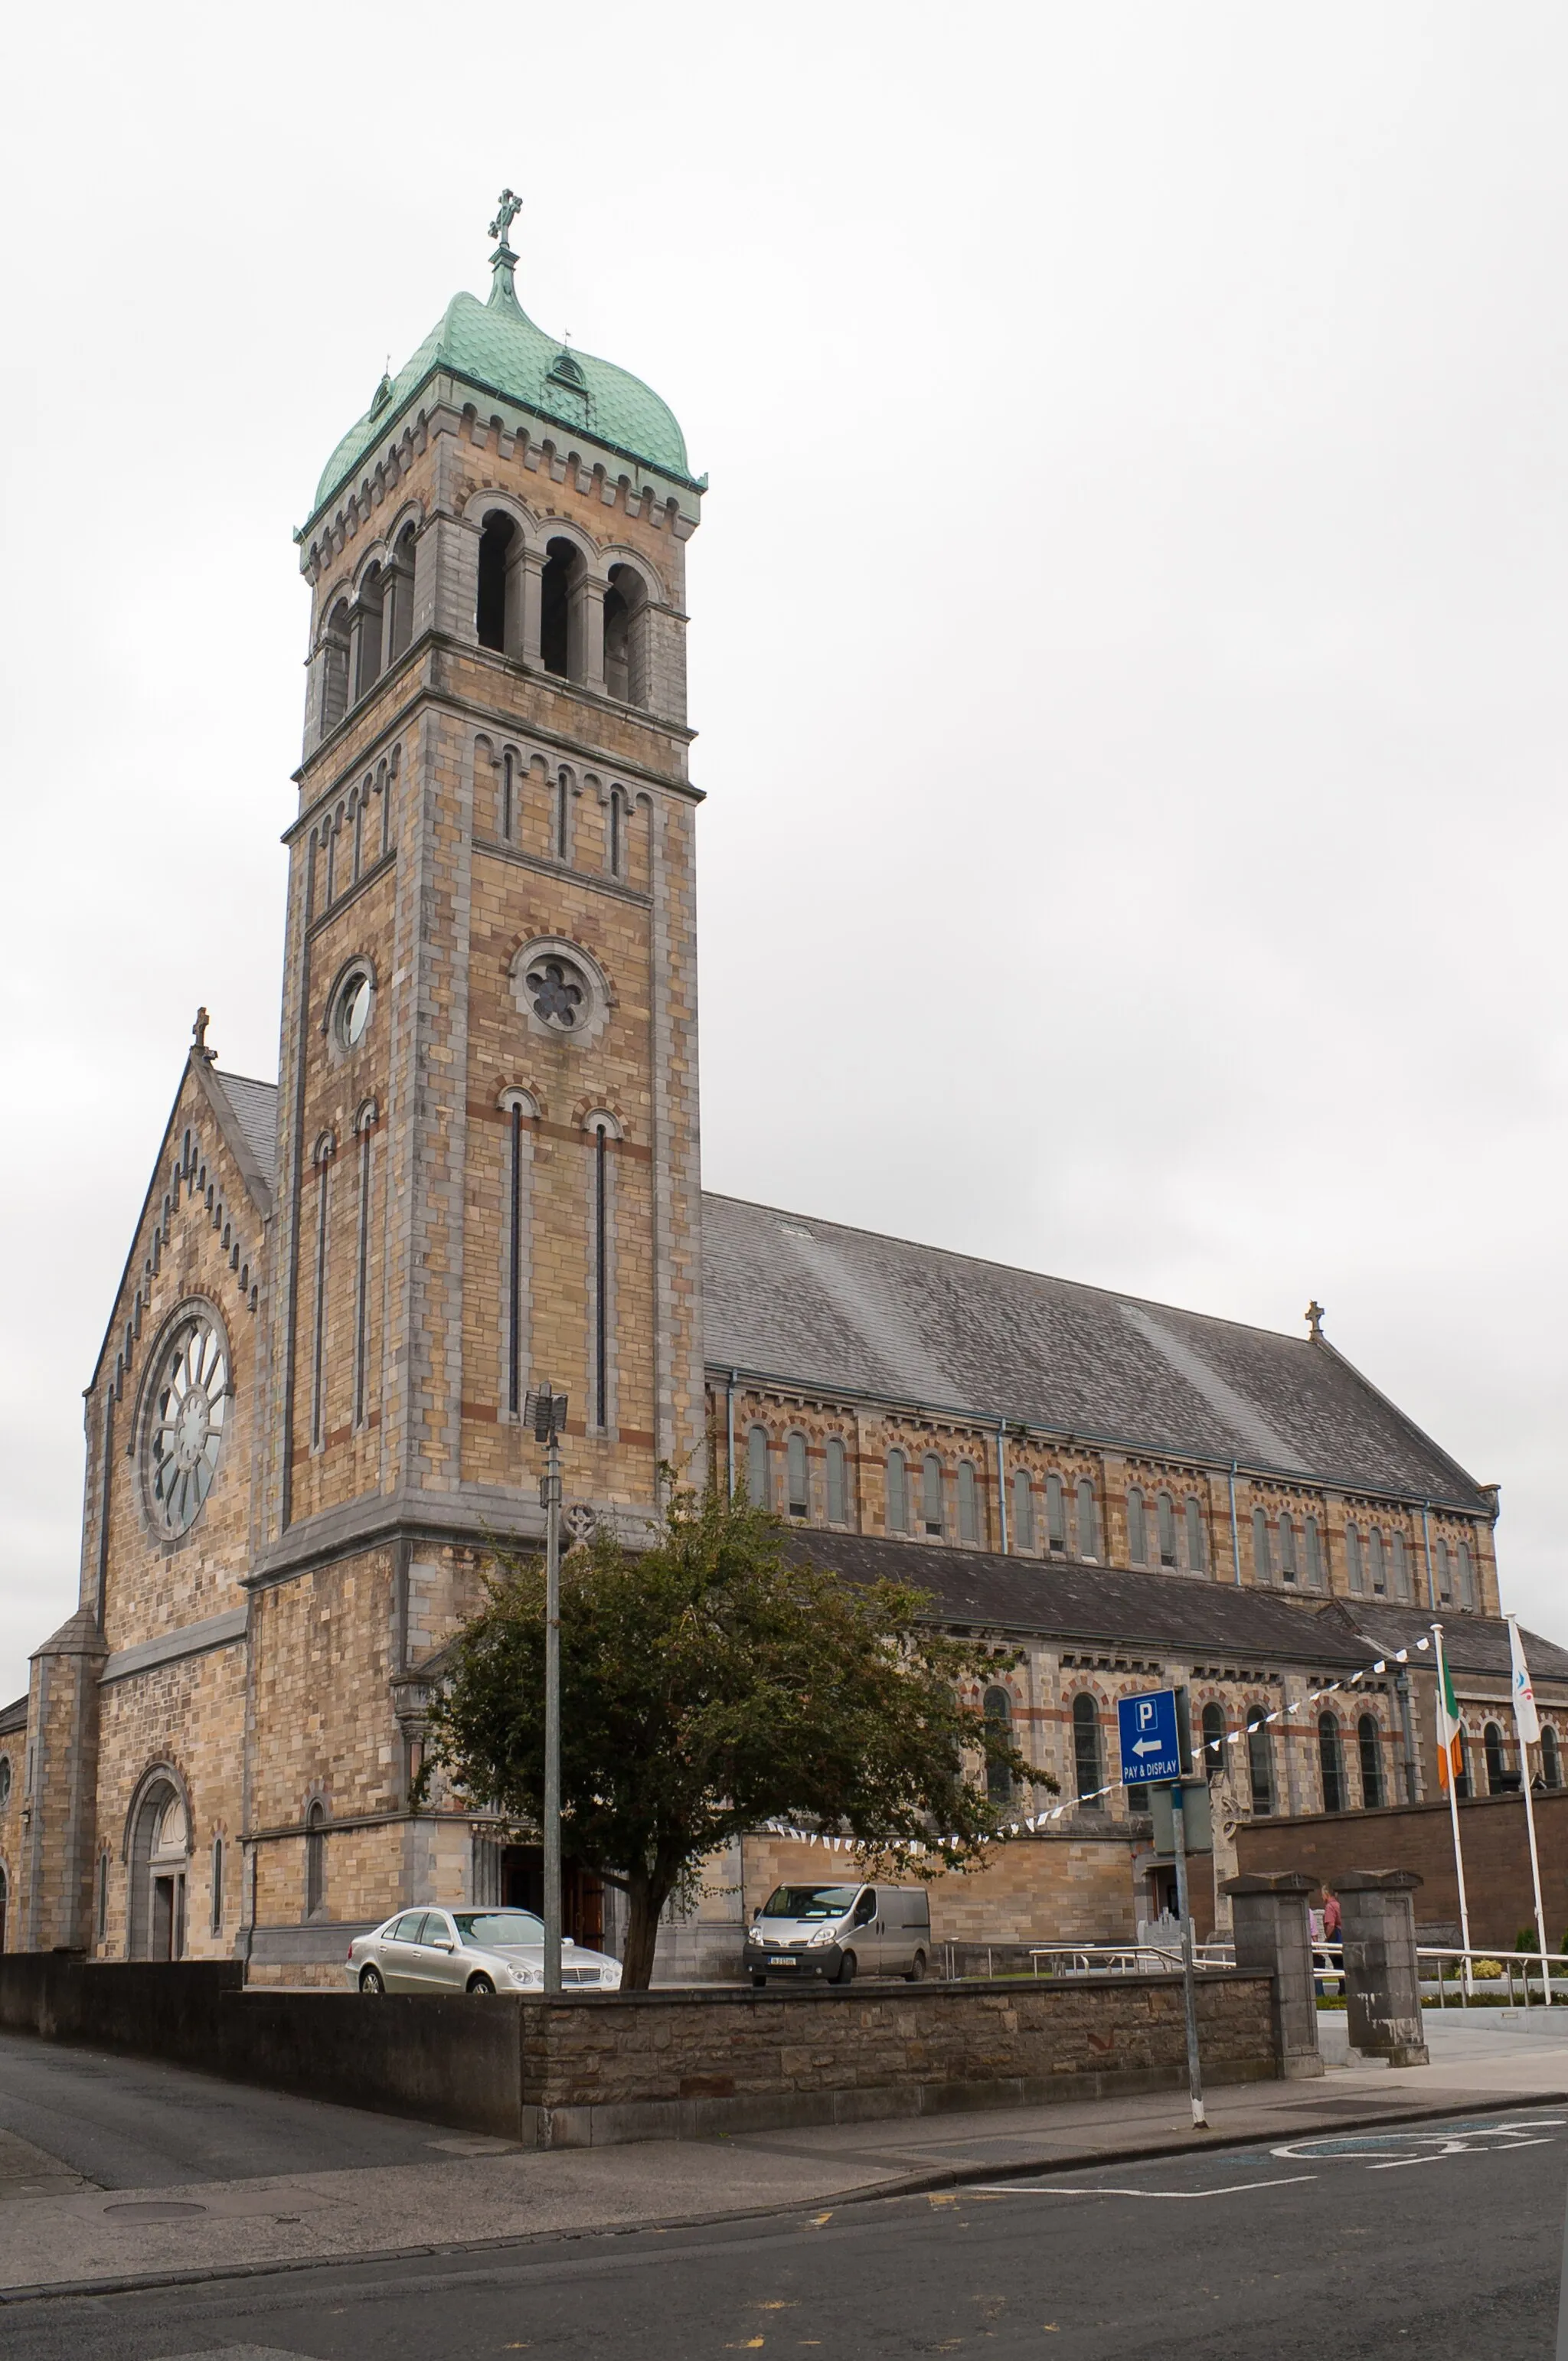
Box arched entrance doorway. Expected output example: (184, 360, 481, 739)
(501, 1844, 603, 1948)
(128, 1778, 188, 1958)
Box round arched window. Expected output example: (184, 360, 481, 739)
(0, 1755, 10, 1807)
(144, 1312, 230, 1536)
(334, 966, 374, 1050)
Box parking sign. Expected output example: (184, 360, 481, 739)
(1117, 1688, 1183, 1785)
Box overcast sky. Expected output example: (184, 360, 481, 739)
(2, 3, 1564, 1702)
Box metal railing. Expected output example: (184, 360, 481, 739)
(1417, 1945, 1566, 2010)
(1026, 1942, 1237, 1978)
(946, 1938, 1568, 2010)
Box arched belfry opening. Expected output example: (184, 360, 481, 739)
(603, 561, 649, 704)
(321, 599, 351, 734)
(540, 537, 582, 679)
(387, 522, 417, 663)
(476, 511, 515, 652)
(353, 563, 386, 700)
(127, 1775, 188, 1959)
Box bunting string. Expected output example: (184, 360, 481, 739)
(758, 1639, 1427, 1855)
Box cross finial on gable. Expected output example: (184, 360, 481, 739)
(1305, 1299, 1325, 1341)
(192, 1006, 216, 1064)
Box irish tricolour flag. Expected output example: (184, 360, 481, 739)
(1436, 1644, 1465, 1791)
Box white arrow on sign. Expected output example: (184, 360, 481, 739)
(1132, 1736, 1169, 1756)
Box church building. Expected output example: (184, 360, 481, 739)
(3, 199, 1563, 1977)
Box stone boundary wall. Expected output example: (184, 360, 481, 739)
(0, 1958, 1278, 2150)
(0, 1958, 523, 2138)
(1234, 1790, 1568, 1948)
(521, 1972, 1277, 2147)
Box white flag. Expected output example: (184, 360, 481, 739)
(1509, 1617, 1541, 1744)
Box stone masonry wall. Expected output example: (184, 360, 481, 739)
(522, 1974, 1277, 2141)
(0, 1958, 1276, 2150)
(91, 1069, 268, 1660)
(93, 1642, 247, 1959)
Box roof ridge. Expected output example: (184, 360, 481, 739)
(701, 1188, 1311, 1353)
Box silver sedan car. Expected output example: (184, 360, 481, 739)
(346, 1907, 622, 1994)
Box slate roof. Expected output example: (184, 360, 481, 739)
(211, 1070, 278, 1177)
(703, 1193, 1491, 1514)
(1345, 1601, 1568, 1684)
(782, 1533, 1568, 1686)
(784, 1530, 1377, 1667)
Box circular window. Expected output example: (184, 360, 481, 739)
(512, 936, 609, 1046)
(335, 968, 373, 1050)
(145, 1314, 230, 1536)
(524, 952, 589, 1033)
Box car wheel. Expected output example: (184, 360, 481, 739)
(906, 1949, 928, 1983)
(835, 1950, 857, 1987)
(358, 1966, 384, 1994)
(467, 1974, 496, 1995)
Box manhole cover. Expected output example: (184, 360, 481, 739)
(103, 2199, 209, 2220)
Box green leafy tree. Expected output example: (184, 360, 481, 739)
(420, 1483, 1048, 1987)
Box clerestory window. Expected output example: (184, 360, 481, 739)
(922, 1452, 944, 1537)
(746, 1425, 770, 1510)
(826, 1435, 848, 1525)
(786, 1432, 809, 1520)
(886, 1448, 907, 1534)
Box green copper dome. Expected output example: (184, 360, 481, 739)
(309, 241, 694, 523)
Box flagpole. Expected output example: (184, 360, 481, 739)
(1432, 1622, 1474, 1998)
(1509, 1615, 1552, 2006)
(1519, 1745, 1550, 2006)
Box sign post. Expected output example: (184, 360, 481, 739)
(1119, 1687, 1208, 2130)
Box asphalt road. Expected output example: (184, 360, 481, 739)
(0, 2031, 479, 2187)
(3, 2104, 1566, 2359)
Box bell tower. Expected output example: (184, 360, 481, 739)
(260, 193, 707, 1595)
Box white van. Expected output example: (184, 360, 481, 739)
(743, 1882, 933, 1986)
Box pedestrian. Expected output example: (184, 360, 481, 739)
(1321, 1889, 1343, 1999)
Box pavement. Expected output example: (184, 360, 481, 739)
(2, 2007, 1566, 2304)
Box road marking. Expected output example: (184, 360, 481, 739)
(1369, 2135, 1557, 2171)
(967, 2175, 1318, 2200)
(1275, 2118, 1564, 2164)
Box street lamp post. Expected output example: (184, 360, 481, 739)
(525, 1380, 569, 1997)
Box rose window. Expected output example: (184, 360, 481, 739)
(525, 954, 587, 1032)
(145, 1315, 230, 1536)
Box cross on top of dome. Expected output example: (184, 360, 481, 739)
(488, 188, 521, 256)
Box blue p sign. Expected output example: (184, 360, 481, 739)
(1118, 1688, 1182, 1785)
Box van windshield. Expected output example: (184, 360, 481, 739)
(761, 1885, 861, 1921)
